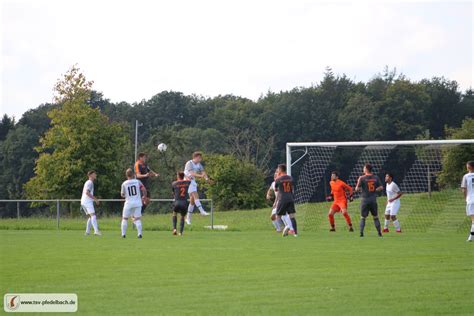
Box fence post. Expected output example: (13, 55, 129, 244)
(17, 202, 20, 219)
(210, 200, 214, 230)
(56, 200, 60, 230)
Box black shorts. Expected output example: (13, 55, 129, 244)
(173, 200, 189, 216)
(276, 200, 296, 216)
(361, 200, 378, 217)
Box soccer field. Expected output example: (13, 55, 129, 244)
(1, 229, 473, 315)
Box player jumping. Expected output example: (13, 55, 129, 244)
(184, 152, 210, 225)
(461, 161, 474, 242)
(120, 168, 147, 238)
(383, 172, 403, 233)
(326, 171, 354, 232)
(172, 172, 191, 236)
(355, 163, 383, 237)
(134, 152, 159, 214)
(274, 164, 298, 237)
(81, 170, 101, 236)
(266, 171, 284, 232)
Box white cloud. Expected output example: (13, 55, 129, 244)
(1, 0, 472, 119)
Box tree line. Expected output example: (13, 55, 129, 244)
(0, 66, 473, 215)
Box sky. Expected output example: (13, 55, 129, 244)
(1, 0, 473, 119)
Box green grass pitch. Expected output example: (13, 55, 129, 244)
(1, 191, 473, 315)
(1, 230, 473, 315)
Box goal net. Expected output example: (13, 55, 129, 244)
(287, 140, 474, 233)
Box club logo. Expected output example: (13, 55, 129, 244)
(5, 295, 20, 311)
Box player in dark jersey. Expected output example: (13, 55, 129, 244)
(274, 164, 298, 237)
(134, 152, 159, 214)
(355, 163, 384, 237)
(171, 171, 191, 236)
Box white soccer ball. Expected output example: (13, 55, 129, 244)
(157, 143, 167, 152)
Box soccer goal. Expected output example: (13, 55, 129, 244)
(286, 140, 474, 233)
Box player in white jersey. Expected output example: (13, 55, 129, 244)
(120, 168, 147, 238)
(81, 170, 101, 236)
(184, 152, 211, 225)
(266, 171, 284, 232)
(460, 161, 474, 242)
(383, 173, 403, 233)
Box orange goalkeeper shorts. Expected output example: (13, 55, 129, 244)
(331, 201, 347, 212)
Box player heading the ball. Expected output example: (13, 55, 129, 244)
(184, 152, 211, 225)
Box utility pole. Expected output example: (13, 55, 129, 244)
(134, 120, 143, 162)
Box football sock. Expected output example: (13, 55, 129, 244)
(328, 214, 335, 227)
(343, 212, 352, 226)
(393, 220, 401, 230)
(374, 218, 382, 234)
(180, 217, 185, 234)
(91, 215, 99, 233)
(384, 219, 390, 229)
(121, 219, 128, 236)
(172, 215, 177, 230)
(187, 204, 195, 213)
(284, 214, 294, 230)
(86, 218, 91, 234)
(290, 218, 298, 234)
(195, 199, 206, 214)
(135, 220, 142, 236)
(272, 220, 279, 230)
(360, 217, 366, 234)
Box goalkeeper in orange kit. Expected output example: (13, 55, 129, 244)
(326, 171, 354, 232)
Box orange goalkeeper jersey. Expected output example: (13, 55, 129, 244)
(330, 179, 353, 202)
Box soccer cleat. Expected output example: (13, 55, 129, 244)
(349, 226, 354, 232)
(94, 231, 102, 236)
(122, 235, 126, 238)
(138, 234, 142, 239)
(396, 229, 402, 233)
(360, 233, 364, 237)
(282, 226, 290, 237)
(467, 235, 473, 242)
(200, 211, 210, 216)
(383, 228, 389, 233)
(185, 218, 191, 225)
(329, 228, 336, 232)
(172, 229, 177, 235)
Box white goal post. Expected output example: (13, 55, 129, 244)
(286, 139, 474, 232)
(287, 139, 474, 176)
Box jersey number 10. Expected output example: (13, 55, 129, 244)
(127, 186, 138, 196)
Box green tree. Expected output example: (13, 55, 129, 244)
(438, 118, 474, 188)
(25, 66, 129, 200)
(200, 154, 266, 210)
(0, 114, 15, 141)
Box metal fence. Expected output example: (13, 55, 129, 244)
(0, 199, 214, 229)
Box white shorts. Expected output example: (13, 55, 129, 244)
(385, 200, 400, 216)
(81, 204, 95, 215)
(466, 203, 474, 216)
(123, 206, 142, 218)
(188, 180, 198, 194)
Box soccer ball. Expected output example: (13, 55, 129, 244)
(157, 143, 167, 152)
